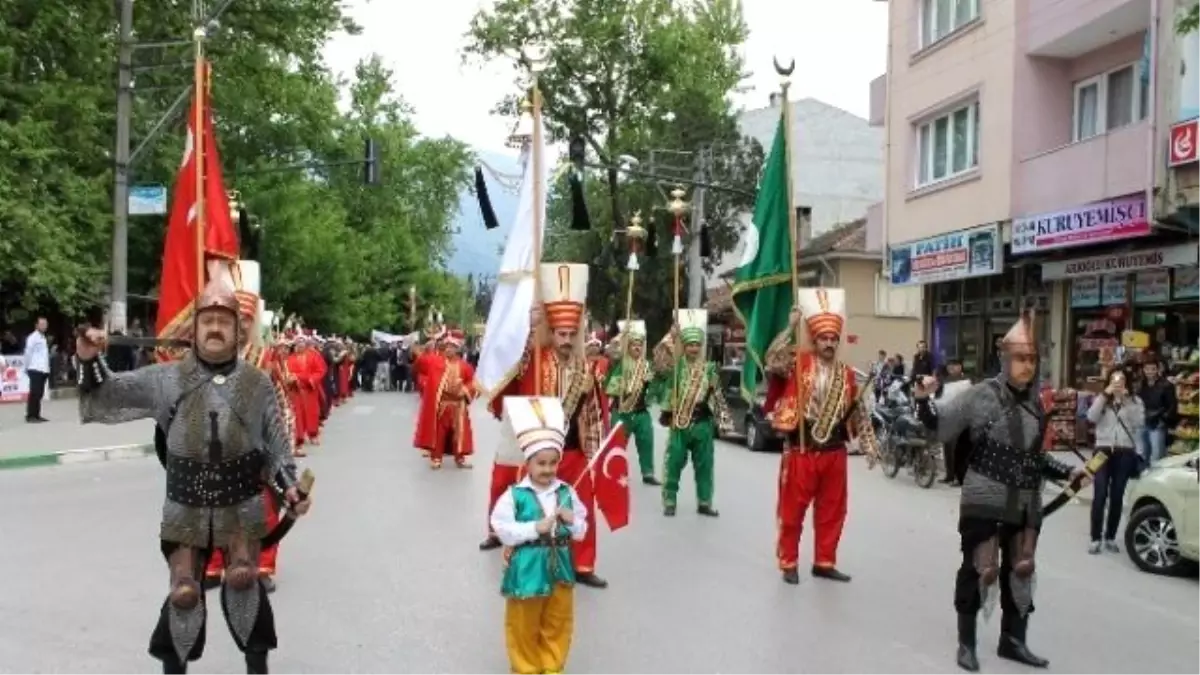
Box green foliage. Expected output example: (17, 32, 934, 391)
(0, 0, 473, 337)
(1179, 3, 1199, 34)
(463, 0, 762, 336)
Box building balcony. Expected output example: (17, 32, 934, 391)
(1026, 0, 1149, 58)
(869, 73, 886, 127)
(1014, 121, 1149, 217)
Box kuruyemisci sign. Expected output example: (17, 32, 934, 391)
(1011, 193, 1150, 254)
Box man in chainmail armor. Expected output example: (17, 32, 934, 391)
(913, 313, 1082, 672)
(75, 278, 311, 674)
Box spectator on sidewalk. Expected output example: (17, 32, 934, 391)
(1138, 359, 1175, 467)
(1086, 368, 1145, 554)
(23, 317, 50, 423)
(911, 340, 934, 378)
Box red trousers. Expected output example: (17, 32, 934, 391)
(776, 447, 848, 570)
(302, 386, 321, 438)
(555, 449, 597, 573)
(204, 490, 281, 577)
(288, 390, 308, 446)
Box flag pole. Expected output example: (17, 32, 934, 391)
(667, 189, 689, 431)
(527, 50, 547, 396)
(192, 26, 207, 295)
(622, 212, 648, 383)
(775, 57, 799, 296)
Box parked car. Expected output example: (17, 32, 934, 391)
(715, 366, 782, 452)
(1123, 451, 1199, 576)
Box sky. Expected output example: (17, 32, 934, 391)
(322, 0, 890, 156)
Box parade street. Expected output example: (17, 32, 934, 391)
(0, 392, 1196, 674)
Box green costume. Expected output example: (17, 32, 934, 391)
(604, 328, 658, 484)
(500, 484, 576, 599)
(652, 320, 732, 516)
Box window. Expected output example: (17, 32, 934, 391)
(915, 100, 980, 187)
(921, 0, 979, 48)
(1072, 63, 1146, 141)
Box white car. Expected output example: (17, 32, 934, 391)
(1124, 451, 1200, 576)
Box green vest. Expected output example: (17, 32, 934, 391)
(500, 484, 576, 599)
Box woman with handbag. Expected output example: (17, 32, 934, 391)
(1085, 368, 1145, 554)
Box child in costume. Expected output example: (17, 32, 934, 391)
(490, 396, 589, 675)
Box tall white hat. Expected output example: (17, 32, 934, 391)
(795, 287, 846, 338)
(502, 396, 567, 462)
(540, 263, 589, 331)
(675, 309, 708, 345)
(618, 319, 647, 341)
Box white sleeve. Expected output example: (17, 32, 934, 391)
(490, 488, 540, 547)
(568, 486, 589, 542)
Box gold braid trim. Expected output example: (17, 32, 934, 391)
(618, 358, 651, 414)
(809, 363, 848, 445)
(560, 358, 592, 419)
(672, 361, 706, 429)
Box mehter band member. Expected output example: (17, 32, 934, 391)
(652, 309, 733, 517)
(76, 279, 311, 674)
(604, 320, 660, 485)
(491, 396, 587, 675)
(913, 312, 1082, 672)
(764, 288, 879, 585)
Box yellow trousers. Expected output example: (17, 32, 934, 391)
(504, 583, 574, 674)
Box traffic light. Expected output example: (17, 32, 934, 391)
(363, 138, 380, 185)
(568, 135, 587, 174)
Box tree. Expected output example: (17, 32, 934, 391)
(1179, 2, 1199, 34)
(463, 0, 762, 336)
(0, 1, 472, 337)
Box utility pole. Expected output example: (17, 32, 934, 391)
(110, 0, 135, 333)
(686, 146, 708, 310)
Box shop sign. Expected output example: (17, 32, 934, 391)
(1070, 277, 1100, 308)
(1040, 243, 1200, 280)
(887, 223, 1000, 286)
(1101, 274, 1128, 306)
(1168, 118, 1198, 168)
(1175, 266, 1199, 300)
(1133, 269, 1170, 303)
(1012, 193, 1149, 254)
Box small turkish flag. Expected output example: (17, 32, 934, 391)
(591, 422, 631, 532)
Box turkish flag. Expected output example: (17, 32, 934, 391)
(592, 421, 630, 532)
(155, 61, 240, 350)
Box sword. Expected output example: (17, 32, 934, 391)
(261, 467, 315, 548)
(1043, 448, 1110, 517)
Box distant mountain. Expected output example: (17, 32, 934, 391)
(446, 150, 521, 276)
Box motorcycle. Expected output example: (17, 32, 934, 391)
(875, 377, 940, 489)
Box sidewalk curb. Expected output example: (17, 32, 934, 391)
(0, 443, 155, 471)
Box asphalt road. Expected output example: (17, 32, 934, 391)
(0, 392, 1196, 674)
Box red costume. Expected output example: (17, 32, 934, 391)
(287, 338, 326, 444)
(483, 263, 608, 585)
(413, 330, 477, 468)
(335, 343, 352, 403)
(764, 288, 875, 582)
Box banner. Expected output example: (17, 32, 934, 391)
(888, 223, 1000, 286)
(1012, 193, 1150, 254)
(1, 355, 32, 403)
(1040, 243, 1199, 280)
(370, 330, 418, 345)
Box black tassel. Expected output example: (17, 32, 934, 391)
(239, 211, 260, 260)
(475, 167, 500, 230)
(569, 172, 591, 231)
(699, 220, 712, 259)
(645, 218, 658, 258)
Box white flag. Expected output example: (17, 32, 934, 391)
(477, 118, 550, 397)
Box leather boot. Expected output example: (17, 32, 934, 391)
(245, 650, 269, 674)
(997, 613, 1049, 668)
(955, 613, 979, 672)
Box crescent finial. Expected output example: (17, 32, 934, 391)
(773, 56, 796, 77)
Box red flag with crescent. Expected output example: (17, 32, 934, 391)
(591, 421, 630, 531)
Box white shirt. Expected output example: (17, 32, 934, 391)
(23, 331, 49, 373)
(490, 476, 588, 547)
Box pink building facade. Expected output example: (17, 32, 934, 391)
(874, 0, 1199, 387)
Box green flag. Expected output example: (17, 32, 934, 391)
(731, 113, 793, 400)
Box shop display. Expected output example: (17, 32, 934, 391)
(1045, 387, 1079, 451)
(1168, 347, 1199, 456)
